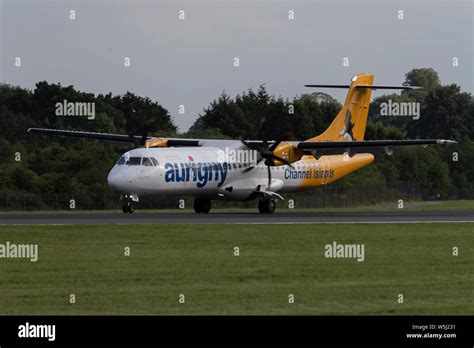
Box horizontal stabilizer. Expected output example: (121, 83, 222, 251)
(304, 85, 420, 90)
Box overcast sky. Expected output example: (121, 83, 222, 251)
(1, 0, 473, 131)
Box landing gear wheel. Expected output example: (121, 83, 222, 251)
(258, 199, 276, 214)
(122, 201, 135, 214)
(194, 197, 211, 214)
(202, 199, 211, 213)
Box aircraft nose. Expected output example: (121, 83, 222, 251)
(108, 169, 129, 191)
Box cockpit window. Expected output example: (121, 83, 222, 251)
(117, 156, 158, 166)
(126, 157, 141, 165)
(142, 157, 153, 166)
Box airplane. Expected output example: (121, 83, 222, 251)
(28, 74, 456, 214)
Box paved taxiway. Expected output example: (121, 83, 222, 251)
(0, 211, 473, 224)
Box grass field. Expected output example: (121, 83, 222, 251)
(0, 223, 472, 315)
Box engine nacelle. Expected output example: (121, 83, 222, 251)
(217, 178, 284, 200)
(144, 138, 168, 148)
(217, 179, 258, 200)
(271, 142, 304, 166)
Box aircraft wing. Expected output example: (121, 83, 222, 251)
(296, 139, 456, 157)
(28, 128, 147, 143)
(27, 128, 201, 147)
(27, 128, 273, 148)
(297, 139, 455, 149)
(28, 128, 455, 154)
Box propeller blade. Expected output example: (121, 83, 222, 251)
(140, 130, 148, 146)
(241, 140, 251, 148)
(128, 133, 139, 148)
(269, 154, 295, 169)
(269, 140, 281, 152)
(242, 157, 264, 173)
(267, 164, 271, 188)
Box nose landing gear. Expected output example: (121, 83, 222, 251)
(122, 201, 135, 214)
(121, 194, 139, 214)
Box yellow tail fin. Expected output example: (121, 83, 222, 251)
(307, 74, 374, 142)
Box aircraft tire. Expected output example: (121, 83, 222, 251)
(202, 198, 211, 214)
(258, 199, 276, 214)
(193, 198, 202, 213)
(127, 202, 135, 214)
(122, 204, 128, 214)
(265, 199, 276, 214)
(194, 197, 209, 214)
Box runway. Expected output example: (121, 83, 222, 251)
(0, 210, 473, 225)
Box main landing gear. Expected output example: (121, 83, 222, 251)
(194, 197, 211, 214)
(258, 198, 276, 214)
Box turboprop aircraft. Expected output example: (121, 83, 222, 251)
(28, 74, 456, 214)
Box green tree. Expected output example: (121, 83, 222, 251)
(406, 85, 471, 140)
(191, 93, 253, 138)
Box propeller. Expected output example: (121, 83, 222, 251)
(124, 108, 152, 148)
(125, 129, 149, 148)
(140, 130, 148, 147)
(241, 138, 294, 188)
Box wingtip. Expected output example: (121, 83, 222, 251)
(437, 139, 458, 144)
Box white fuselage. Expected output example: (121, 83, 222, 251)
(107, 147, 329, 201)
